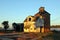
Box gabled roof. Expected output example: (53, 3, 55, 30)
(24, 16, 34, 22)
(44, 11, 50, 15)
(35, 10, 50, 16)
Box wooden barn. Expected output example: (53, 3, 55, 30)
(24, 7, 50, 33)
(35, 7, 50, 32)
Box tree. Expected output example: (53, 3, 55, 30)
(12, 23, 17, 31)
(2, 21, 9, 31)
(12, 23, 23, 32)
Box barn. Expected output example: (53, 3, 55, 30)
(24, 7, 50, 33)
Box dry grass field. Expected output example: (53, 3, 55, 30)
(0, 30, 60, 40)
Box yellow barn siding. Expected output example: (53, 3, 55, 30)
(24, 29, 29, 32)
(24, 16, 45, 32)
(41, 27, 44, 33)
(36, 28, 40, 32)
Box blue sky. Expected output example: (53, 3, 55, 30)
(0, 0, 60, 26)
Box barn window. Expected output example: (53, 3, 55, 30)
(29, 18, 31, 21)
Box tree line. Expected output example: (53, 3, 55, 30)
(2, 21, 24, 32)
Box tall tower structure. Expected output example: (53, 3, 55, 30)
(35, 7, 50, 32)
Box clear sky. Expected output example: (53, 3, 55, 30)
(0, 0, 60, 27)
